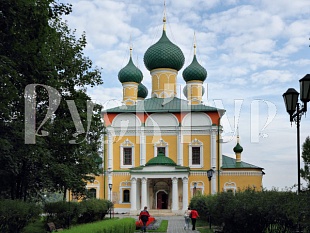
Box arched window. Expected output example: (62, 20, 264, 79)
(123, 189, 130, 203)
(89, 188, 97, 199)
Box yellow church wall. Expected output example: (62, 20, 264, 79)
(220, 171, 263, 192)
(110, 174, 131, 209)
(145, 135, 178, 161)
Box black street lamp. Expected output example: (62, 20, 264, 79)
(193, 182, 197, 196)
(207, 169, 214, 194)
(283, 74, 310, 193)
(108, 183, 112, 219)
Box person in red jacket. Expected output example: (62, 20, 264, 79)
(190, 208, 199, 230)
(139, 206, 150, 232)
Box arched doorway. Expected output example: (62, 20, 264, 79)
(157, 191, 168, 209)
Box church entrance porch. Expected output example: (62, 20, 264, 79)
(129, 174, 189, 215)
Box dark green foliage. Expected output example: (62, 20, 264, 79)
(77, 199, 111, 224)
(0, 0, 103, 201)
(44, 199, 112, 228)
(0, 199, 41, 233)
(44, 201, 80, 228)
(301, 136, 310, 189)
(190, 189, 310, 233)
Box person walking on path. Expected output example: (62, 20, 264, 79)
(190, 208, 199, 231)
(139, 206, 150, 232)
(183, 207, 191, 230)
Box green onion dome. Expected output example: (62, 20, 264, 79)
(145, 152, 177, 166)
(233, 142, 243, 153)
(182, 55, 207, 82)
(143, 30, 185, 71)
(118, 56, 143, 83)
(138, 83, 148, 99)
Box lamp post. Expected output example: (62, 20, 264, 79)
(207, 169, 214, 195)
(193, 182, 197, 196)
(283, 74, 310, 193)
(108, 183, 112, 219)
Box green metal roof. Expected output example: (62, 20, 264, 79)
(104, 97, 225, 114)
(144, 30, 185, 71)
(145, 152, 176, 166)
(183, 55, 207, 82)
(221, 155, 263, 169)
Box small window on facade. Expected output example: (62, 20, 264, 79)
(123, 189, 130, 202)
(192, 147, 200, 165)
(89, 188, 96, 199)
(123, 148, 132, 165)
(157, 147, 166, 156)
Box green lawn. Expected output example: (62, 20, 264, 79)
(135, 220, 168, 232)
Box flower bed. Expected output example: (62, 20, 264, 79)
(135, 217, 155, 229)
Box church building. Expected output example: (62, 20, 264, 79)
(86, 14, 264, 215)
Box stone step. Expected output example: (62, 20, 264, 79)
(148, 209, 177, 216)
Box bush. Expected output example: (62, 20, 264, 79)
(190, 189, 310, 233)
(44, 199, 112, 228)
(77, 199, 111, 224)
(0, 199, 41, 233)
(44, 201, 80, 228)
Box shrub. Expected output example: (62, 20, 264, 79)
(0, 199, 41, 233)
(190, 189, 310, 233)
(77, 199, 111, 224)
(44, 201, 80, 228)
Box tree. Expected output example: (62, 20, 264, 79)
(0, 0, 103, 200)
(301, 136, 310, 189)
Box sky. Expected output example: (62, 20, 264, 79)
(62, 0, 310, 191)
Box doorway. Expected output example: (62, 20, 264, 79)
(157, 191, 168, 209)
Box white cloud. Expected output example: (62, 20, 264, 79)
(251, 70, 293, 85)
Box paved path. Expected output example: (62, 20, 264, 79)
(164, 216, 200, 233)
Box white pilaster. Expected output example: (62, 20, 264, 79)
(108, 132, 113, 169)
(130, 177, 137, 212)
(211, 175, 216, 194)
(211, 131, 216, 168)
(140, 127, 146, 165)
(141, 177, 147, 208)
(172, 177, 178, 211)
(177, 131, 183, 165)
(182, 177, 189, 210)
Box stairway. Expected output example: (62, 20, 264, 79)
(148, 209, 176, 216)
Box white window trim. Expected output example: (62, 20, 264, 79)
(191, 181, 204, 197)
(154, 138, 169, 157)
(223, 181, 237, 195)
(120, 139, 135, 168)
(86, 180, 100, 199)
(119, 181, 131, 204)
(189, 138, 203, 168)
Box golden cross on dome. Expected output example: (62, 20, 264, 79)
(163, 0, 166, 31)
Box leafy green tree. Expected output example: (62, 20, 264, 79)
(301, 136, 310, 189)
(0, 0, 103, 200)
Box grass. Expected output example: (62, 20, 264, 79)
(22, 219, 46, 233)
(196, 219, 214, 233)
(135, 220, 169, 232)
